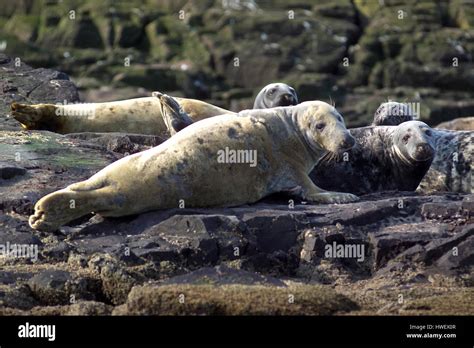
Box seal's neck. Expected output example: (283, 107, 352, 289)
(287, 107, 324, 166)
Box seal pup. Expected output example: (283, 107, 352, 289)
(11, 83, 298, 136)
(28, 98, 358, 232)
(371, 101, 473, 193)
(311, 121, 436, 195)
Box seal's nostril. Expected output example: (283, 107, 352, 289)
(340, 136, 355, 150)
(279, 94, 296, 106)
(416, 143, 434, 157)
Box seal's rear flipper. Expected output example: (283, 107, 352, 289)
(29, 183, 114, 232)
(153, 92, 194, 135)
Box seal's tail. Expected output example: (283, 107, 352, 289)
(10, 102, 55, 129)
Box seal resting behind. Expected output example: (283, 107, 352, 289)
(10, 83, 297, 136)
(416, 129, 473, 193)
(10, 96, 233, 136)
(253, 83, 298, 109)
(29, 99, 358, 232)
(311, 121, 436, 195)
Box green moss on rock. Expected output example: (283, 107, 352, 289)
(114, 284, 359, 315)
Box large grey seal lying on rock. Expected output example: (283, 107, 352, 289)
(157, 97, 438, 195)
(29, 98, 358, 232)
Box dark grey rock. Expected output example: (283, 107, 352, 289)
(0, 54, 80, 130)
(27, 269, 101, 305)
(42, 242, 74, 262)
(100, 263, 140, 305)
(0, 285, 39, 310)
(368, 222, 450, 269)
(159, 265, 288, 287)
(422, 224, 474, 266)
(421, 202, 463, 220)
(65, 132, 167, 155)
(27, 270, 73, 305)
(0, 230, 42, 246)
(0, 163, 26, 180)
(435, 235, 474, 273)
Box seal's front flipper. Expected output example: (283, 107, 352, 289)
(293, 173, 359, 204)
(11, 102, 57, 130)
(153, 92, 194, 135)
(306, 191, 359, 204)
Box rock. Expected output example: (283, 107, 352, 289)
(421, 202, 463, 220)
(0, 162, 27, 180)
(41, 242, 74, 262)
(422, 224, 474, 266)
(159, 265, 288, 287)
(368, 223, 450, 269)
(0, 285, 39, 310)
(376, 224, 474, 277)
(65, 132, 166, 154)
(462, 195, 474, 215)
(65, 301, 113, 315)
(27, 269, 101, 305)
(27, 270, 73, 305)
(0, 230, 42, 246)
(435, 235, 474, 273)
(0, 54, 79, 130)
(100, 262, 141, 305)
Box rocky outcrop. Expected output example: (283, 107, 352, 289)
(0, 54, 79, 131)
(0, 1, 473, 127)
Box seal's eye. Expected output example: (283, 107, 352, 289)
(316, 123, 326, 131)
(402, 134, 411, 143)
(268, 88, 276, 96)
(424, 129, 432, 136)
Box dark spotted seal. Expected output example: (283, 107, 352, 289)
(371, 101, 473, 193)
(310, 121, 436, 195)
(417, 129, 473, 193)
(373, 101, 417, 126)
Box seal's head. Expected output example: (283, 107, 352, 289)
(392, 121, 435, 163)
(253, 83, 298, 109)
(373, 101, 416, 126)
(294, 101, 355, 155)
